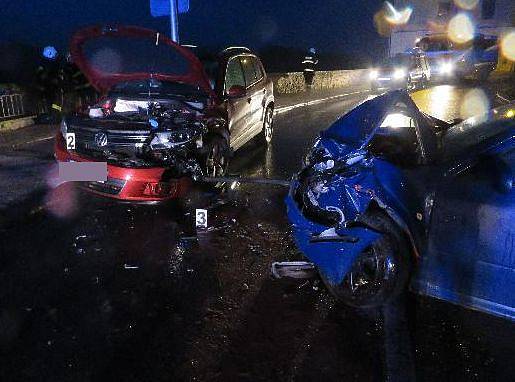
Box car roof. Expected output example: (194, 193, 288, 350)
(219, 46, 256, 59)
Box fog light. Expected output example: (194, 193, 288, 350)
(143, 182, 174, 197)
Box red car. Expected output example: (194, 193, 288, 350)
(55, 25, 274, 201)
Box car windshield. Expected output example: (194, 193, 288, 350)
(382, 54, 410, 68)
(110, 79, 206, 98)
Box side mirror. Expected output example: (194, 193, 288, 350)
(227, 85, 246, 98)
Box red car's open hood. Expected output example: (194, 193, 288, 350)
(70, 25, 215, 97)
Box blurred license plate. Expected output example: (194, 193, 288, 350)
(59, 162, 107, 182)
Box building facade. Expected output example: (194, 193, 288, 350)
(389, 0, 515, 55)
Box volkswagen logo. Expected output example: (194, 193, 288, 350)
(94, 132, 108, 147)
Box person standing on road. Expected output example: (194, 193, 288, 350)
(302, 47, 318, 90)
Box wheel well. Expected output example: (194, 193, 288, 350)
(365, 201, 420, 261)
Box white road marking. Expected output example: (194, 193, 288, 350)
(16, 135, 54, 146)
(275, 90, 369, 115)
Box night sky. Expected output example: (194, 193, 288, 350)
(0, 0, 385, 57)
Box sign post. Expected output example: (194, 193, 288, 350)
(150, 0, 189, 43)
(170, 0, 179, 43)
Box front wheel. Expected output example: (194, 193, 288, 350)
(202, 135, 229, 190)
(261, 106, 274, 145)
(321, 211, 411, 308)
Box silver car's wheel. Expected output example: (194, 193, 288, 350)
(203, 136, 229, 190)
(263, 106, 274, 145)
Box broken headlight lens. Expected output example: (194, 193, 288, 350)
(150, 129, 198, 149)
(169, 129, 196, 144)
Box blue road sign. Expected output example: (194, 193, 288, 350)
(150, 0, 189, 16)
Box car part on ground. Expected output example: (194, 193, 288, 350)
(271, 261, 317, 279)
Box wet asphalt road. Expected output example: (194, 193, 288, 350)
(1, 83, 514, 381)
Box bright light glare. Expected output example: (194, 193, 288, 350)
(393, 68, 406, 79)
(380, 113, 412, 129)
(454, 0, 479, 10)
(500, 31, 515, 61)
(369, 70, 379, 79)
(384, 1, 413, 25)
(439, 62, 454, 74)
(460, 88, 489, 120)
(425, 85, 453, 121)
(448, 13, 475, 44)
(506, 109, 515, 118)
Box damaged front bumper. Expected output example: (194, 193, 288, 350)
(285, 184, 381, 286)
(54, 134, 191, 201)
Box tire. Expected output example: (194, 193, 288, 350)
(260, 106, 274, 145)
(201, 134, 229, 190)
(321, 211, 411, 308)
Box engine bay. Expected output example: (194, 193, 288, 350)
(64, 93, 224, 179)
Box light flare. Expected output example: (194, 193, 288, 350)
(453, 0, 479, 10)
(384, 1, 413, 25)
(500, 31, 515, 62)
(460, 88, 490, 121)
(448, 13, 475, 44)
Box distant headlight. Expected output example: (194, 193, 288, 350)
(439, 62, 454, 74)
(393, 68, 406, 79)
(60, 119, 67, 138)
(369, 70, 379, 80)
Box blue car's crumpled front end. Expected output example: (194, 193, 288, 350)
(285, 136, 405, 286)
(285, 184, 381, 285)
(285, 91, 422, 287)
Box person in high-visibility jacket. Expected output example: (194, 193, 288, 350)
(302, 47, 318, 89)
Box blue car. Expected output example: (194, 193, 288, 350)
(285, 90, 515, 320)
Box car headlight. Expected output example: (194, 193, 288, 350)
(60, 119, 67, 138)
(150, 129, 197, 149)
(369, 70, 379, 80)
(169, 129, 195, 144)
(439, 62, 454, 74)
(393, 68, 406, 79)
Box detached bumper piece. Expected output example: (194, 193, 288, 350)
(271, 261, 316, 280)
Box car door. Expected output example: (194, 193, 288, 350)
(417, 144, 515, 319)
(240, 55, 266, 142)
(225, 56, 249, 149)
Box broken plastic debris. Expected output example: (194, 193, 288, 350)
(314, 159, 334, 171)
(271, 261, 316, 279)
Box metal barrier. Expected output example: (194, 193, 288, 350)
(0, 93, 25, 119)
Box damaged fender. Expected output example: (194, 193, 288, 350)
(285, 193, 381, 285)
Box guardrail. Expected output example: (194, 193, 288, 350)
(0, 94, 25, 119)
